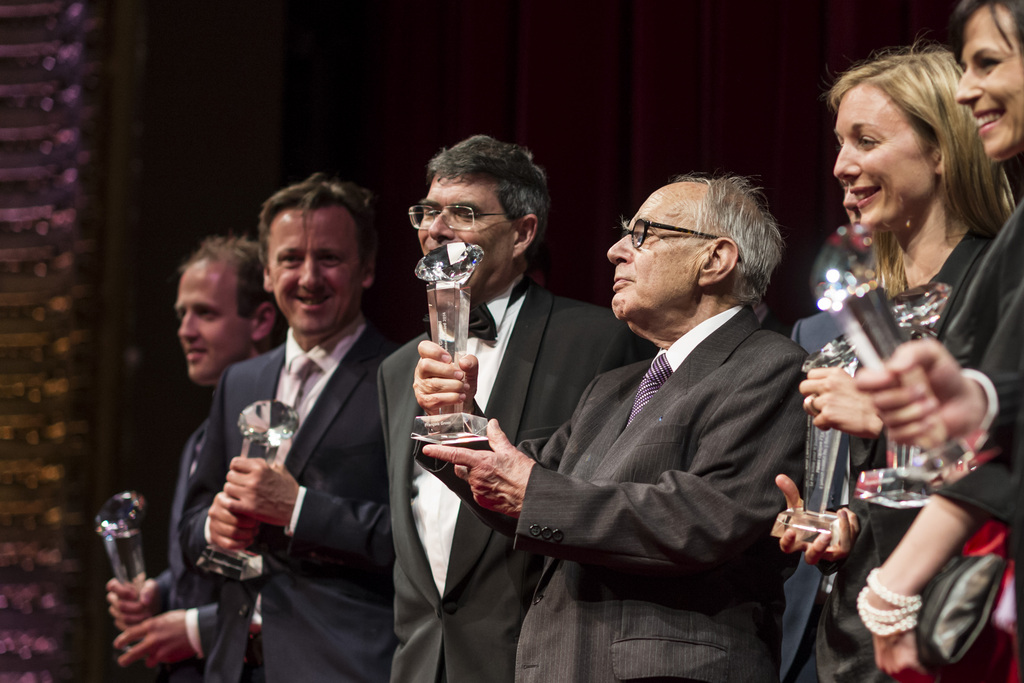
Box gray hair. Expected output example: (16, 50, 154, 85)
(427, 135, 550, 264)
(668, 173, 784, 305)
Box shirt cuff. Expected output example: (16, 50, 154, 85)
(203, 515, 212, 544)
(185, 608, 203, 658)
(285, 486, 307, 537)
(962, 368, 998, 434)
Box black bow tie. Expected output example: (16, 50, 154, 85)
(468, 306, 497, 341)
(420, 306, 496, 342)
(421, 278, 530, 343)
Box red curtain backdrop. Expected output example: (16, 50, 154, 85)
(281, 0, 961, 343)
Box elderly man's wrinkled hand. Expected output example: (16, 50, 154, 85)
(423, 420, 534, 517)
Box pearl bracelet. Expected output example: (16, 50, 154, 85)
(857, 569, 923, 637)
(866, 568, 923, 610)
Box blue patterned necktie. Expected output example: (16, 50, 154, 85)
(627, 354, 673, 424)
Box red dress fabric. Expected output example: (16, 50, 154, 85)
(921, 520, 1017, 683)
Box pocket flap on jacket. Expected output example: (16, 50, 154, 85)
(611, 636, 727, 681)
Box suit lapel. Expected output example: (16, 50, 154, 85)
(284, 326, 377, 479)
(486, 281, 551, 439)
(930, 234, 989, 339)
(445, 282, 552, 595)
(386, 340, 444, 604)
(588, 308, 760, 483)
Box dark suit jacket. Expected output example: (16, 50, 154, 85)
(437, 307, 806, 683)
(935, 203, 1024, 675)
(780, 312, 843, 683)
(180, 323, 398, 683)
(153, 422, 220, 683)
(379, 280, 654, 683)
(816, 234, 992, 683)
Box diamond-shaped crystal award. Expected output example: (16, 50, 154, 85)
(412, 243, 489, 447)
(196, 400, 299, 580)
(95, 491, 147, 590)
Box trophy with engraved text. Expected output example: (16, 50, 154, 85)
(197, 399, 298, 580)
(411, 242, 489, 445)
(773, 336, 856, 540)
(95, 491, 147, 591)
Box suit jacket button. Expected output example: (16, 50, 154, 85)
(552, 529, 563, 542)
(533, 593, 544, 605)
(239, 605, 249, 617)
(529, 524, 541, 537)
(541, 526, 552, 540)
(442, 601, 457, 615)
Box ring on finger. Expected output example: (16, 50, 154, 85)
(803, 393, 820, 416)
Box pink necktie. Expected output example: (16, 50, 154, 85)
(283, 355, 318, 421)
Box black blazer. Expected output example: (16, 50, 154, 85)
(180, 323, 398, 683)
(817, 233, 994, 683)
(379, 280, 653, 683)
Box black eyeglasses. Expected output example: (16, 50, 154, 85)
(621, 218, 720, 249)
(409, 204, 506, 231)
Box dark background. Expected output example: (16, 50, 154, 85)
(99, 1, 959, 680)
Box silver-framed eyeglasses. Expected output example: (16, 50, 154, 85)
(622, 217, 719, 249)
(409, 204, 506, 231)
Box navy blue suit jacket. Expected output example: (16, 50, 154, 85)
(153, 421, 220, 682)
(180, 323, 398, 683)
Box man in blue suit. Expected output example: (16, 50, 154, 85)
(107, 236, 277, 681)
(180, 175, 398, 682)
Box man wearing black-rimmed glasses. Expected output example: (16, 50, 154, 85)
(416, 174, 807, 682)
(378, 134, 653, 683)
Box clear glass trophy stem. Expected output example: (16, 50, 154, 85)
(95, 490, 148, 590)
(412, 281, 488, 444)
(773, 417, 840, 540)
(101, 530, 146, 590)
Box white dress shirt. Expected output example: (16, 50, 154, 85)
(411, 276, 526, 596)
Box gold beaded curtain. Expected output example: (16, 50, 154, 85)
(0, 0, 104, 680)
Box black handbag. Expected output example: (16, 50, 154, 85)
(916, 553, 1006, 668)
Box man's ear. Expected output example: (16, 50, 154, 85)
(510, 214, 538, 260)
(360, 258, 376, 290)
(250, 301, 277, 345)
(698, 238, 740, 287)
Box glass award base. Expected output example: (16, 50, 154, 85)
(771, 508, 840, 542)
(855, 442, 998, 509)
(411, 412, 489, 444)
(196, 546, 264, 581)
(854, 468, 931, 509)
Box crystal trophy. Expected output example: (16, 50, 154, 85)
(196, 400, 299, 580)
(773, 336, 856, 541)
(814, 224, 990, 507)
(95, 491, 147, 591)
(411, 242, 489, 445)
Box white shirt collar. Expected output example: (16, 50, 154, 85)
(662, 306, 742, 371)
(284, 313, 366, 374)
